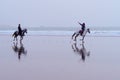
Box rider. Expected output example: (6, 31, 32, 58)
(18, 24, 22, 35)
(78, 22, 86, 36)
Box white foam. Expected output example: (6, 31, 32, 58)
(0, 30, 120, 37)
(25, 30, 120, 37)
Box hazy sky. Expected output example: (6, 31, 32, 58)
(0, 0, 120, 27)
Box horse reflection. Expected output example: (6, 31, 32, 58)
(71, 42, 90, 62)
(12, 41, 27, 60)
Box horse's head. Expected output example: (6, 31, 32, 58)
(87, 28, 90, 33)
(23, 29, 27, 33)
(25, 29, 27, 33)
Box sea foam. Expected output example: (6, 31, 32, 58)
(0, 30, 120, 37)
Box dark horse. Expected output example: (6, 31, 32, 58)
(12, 28, 27, 41)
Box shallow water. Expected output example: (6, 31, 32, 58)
(0, 35, 120, 80)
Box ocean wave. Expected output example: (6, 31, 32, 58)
(0, 30, 120, 37)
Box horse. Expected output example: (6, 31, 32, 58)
(72, 28, 90, 41)
(12, 28, 27, 41)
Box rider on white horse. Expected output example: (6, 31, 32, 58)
(78, 22, 86, 36)
(72, 22, 90, 41)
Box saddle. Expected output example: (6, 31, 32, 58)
(79, 30, 83, 36)
(18, 30, 23, 35)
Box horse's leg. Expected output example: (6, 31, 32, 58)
(13, 35, 16, 41)
(82, 35, 85, 41)
(14, 36, 16, 41)
(72, 33, 76, 39)
(20, 36, 23, 41)
(20, 37, 22, 41)
(74, 34, 79, 41)
(13, 37, 15, 41)
(71, 43, 75, 51)
(16, 37, 18, 41)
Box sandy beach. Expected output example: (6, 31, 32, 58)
(0, 35, 120, 80)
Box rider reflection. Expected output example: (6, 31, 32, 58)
(12, 41, 27, 60)
(71, 42, 90, 62)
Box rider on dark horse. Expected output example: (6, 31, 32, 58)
(12, 24, 27, 41)
(18, 24, 22, 35)
(78, 22, 86, 36)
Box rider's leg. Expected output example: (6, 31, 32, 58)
(82, 35, 85, 41)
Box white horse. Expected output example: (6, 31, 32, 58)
(72, 28, 90, 41)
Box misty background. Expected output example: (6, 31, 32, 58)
(0, 0, 120, 29)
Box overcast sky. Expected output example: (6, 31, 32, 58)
(0, 0, 120, 27)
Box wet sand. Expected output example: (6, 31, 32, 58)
(0, 35, 120, 80)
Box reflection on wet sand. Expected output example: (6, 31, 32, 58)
(12, 41, 27, 60)
(71, 41, 90, 62)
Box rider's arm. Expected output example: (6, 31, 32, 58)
(78, 22, 82, 26)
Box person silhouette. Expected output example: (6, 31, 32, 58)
(18, 24, 22, 35)
(78, 22, 86, 36)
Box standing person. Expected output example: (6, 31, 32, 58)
(18, 24, 22, 35)
(78, 22, 86, 35)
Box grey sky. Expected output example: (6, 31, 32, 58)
(0, 0, 120, 27)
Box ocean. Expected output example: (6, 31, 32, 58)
(0, 26, 120, 36)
